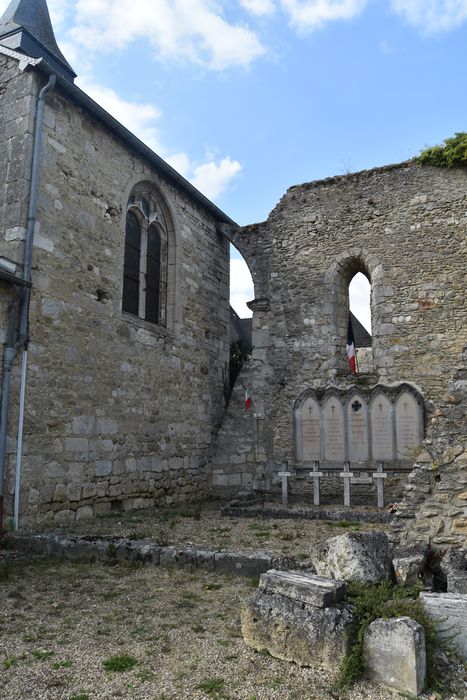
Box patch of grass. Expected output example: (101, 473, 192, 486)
(128, 531, 148, 540)
(98, 590, 119, 601)
(103, 654, 138, 672)
(267, 677, 283, 689)
(196, 677, 226, 697)
(32, 650, 54, 661)
(69, 694, 89, 700)
(204, 582, 222, 591)
(0, 562, 13, 581)
(52, 660, 73, 669)
(326, 520, 361, 529)
(155, 529, 170, 546)
(3, 655, 19, 669)
(338, 581, 442, 691)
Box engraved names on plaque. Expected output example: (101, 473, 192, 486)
(301, 396, 321, 461)
(294, 384, 423, 465)
(371, 393, 394, 461)
(347, 395, 369, 461)
(395, 391, 422, 458)
(323, 396, 345, 461)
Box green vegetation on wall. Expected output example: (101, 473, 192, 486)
(416, 132, 467, 167)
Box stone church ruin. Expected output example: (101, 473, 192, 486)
(0, 0, 465, 552)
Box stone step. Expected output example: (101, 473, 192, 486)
(259, 569, 346, 607)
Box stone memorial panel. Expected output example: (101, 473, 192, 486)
(347, 395, 369, 461)
(396, 391, 422, 459)
(371, 393, 394, 461)
(301, 397, 321, 461)
(323, 396, 345, 461)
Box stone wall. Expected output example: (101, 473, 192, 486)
(0, 60, 230, 523)
(391, 345, 467, 549)
(212, 162, 467, 498)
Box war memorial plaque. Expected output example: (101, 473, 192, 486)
(371, 393, 394, 461)
(323, 396, 345, 461)
(395, 391, 421, 458)
(301, 396, 321, 461)
(347, 395, 369, 461)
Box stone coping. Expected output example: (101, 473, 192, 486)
(7, 533, 301, 577)
(220, 502, 393, 523)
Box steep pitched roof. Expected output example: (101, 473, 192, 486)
(0, 0, 76, 80)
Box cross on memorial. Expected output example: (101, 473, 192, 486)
(339, 461, 354, 507)
(372, 461, 388, 508)
(309, 461, 324, 506)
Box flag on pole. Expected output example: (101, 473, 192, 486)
(346, 315, 357, 374)
(244, 387, 252, 411)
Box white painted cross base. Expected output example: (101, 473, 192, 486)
(278, 471, 295, 506)
(309, 461, 324, 506)
(339, 463, 354, 507)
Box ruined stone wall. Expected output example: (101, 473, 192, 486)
(391, 346, 466, 549)
(213, 162, 467, 496)
(1, 63, 230, 523)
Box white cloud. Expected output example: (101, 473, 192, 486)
(191, 157, 243, 199)
(67, 0, 265, 70)
(280, 0, 369, 32)
(391, 0, 467, 32)
(230, 255, 254, 317)
(240, 0, 276, 15)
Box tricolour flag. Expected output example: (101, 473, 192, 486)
(346, 315, 357, 374)
(245, 387, 252, 411)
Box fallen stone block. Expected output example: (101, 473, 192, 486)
(393, 547, 428, 586)
(447, 571, 467, 594)
(420, 592, 467, 660)
(258, 570, 346, 608)
(363, 617, 426, 696)
(241, 582, 352, 674)
(312, 531, 394, 584)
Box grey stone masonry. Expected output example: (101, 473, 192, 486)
(420, 592, 467, 660)
(0, 53, 230, 523)
(241, 575, 352, 675)
(258, 570, 346, 607)
(363, 617, 426, 696)
(447, 571, 467, 595)
(312, 530, 394, 584)
(212, 161, 467, 503)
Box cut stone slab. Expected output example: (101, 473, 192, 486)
(363, 617, 426, 696)
(393, 547, 428, 586)
(312, 531, 394, 584)
(447, 571, 467, 594)
(241, 589, 352, 675)
(420, 592, 467, 660)
(258, 570, 346, 608)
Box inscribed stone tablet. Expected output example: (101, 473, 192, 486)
(371, 393, 394, 461)
(323, 396, 345, 461)
(347, 395, 369, 461)
(301, 397, 321, 461)
(395, 391, 422, 459)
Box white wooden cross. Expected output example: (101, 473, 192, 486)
(278, 471, 295, 505)
(339, 461, 354, 507)
(309, 461, 324, 506)
(372, 461, 388, 508)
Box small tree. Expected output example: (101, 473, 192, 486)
(416, 132, 467, 167)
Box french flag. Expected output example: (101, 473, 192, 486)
(245, 387, 252, 411)
(346, 316, 357, 374)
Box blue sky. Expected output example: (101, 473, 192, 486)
(2, 0, 465, 325)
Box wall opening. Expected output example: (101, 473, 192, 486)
(348, 271, 373, 373)
(228, 244, 253, 394)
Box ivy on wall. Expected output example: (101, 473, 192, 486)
(416, 132, 467, 167)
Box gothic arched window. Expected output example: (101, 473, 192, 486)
(122, 189, 169, 326)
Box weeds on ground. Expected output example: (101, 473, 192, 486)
(103, 654, 138, 672)
(338, 581, 443, 691)
(196, 677, 226, 697)
(69, 694, 89, 700)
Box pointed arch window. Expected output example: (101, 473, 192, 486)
(122, 189, 168, 326)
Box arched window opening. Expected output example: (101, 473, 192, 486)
(122, 188, 170, 327)
(348, 271, 373, 373)
(229, 244, 254, 392)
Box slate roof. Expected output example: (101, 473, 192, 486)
(351, 312, 372, 347)
(0, 0, 76, 80)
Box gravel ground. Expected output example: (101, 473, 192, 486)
(21, 502, 389, 557)
(1, 505, 465, 699)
